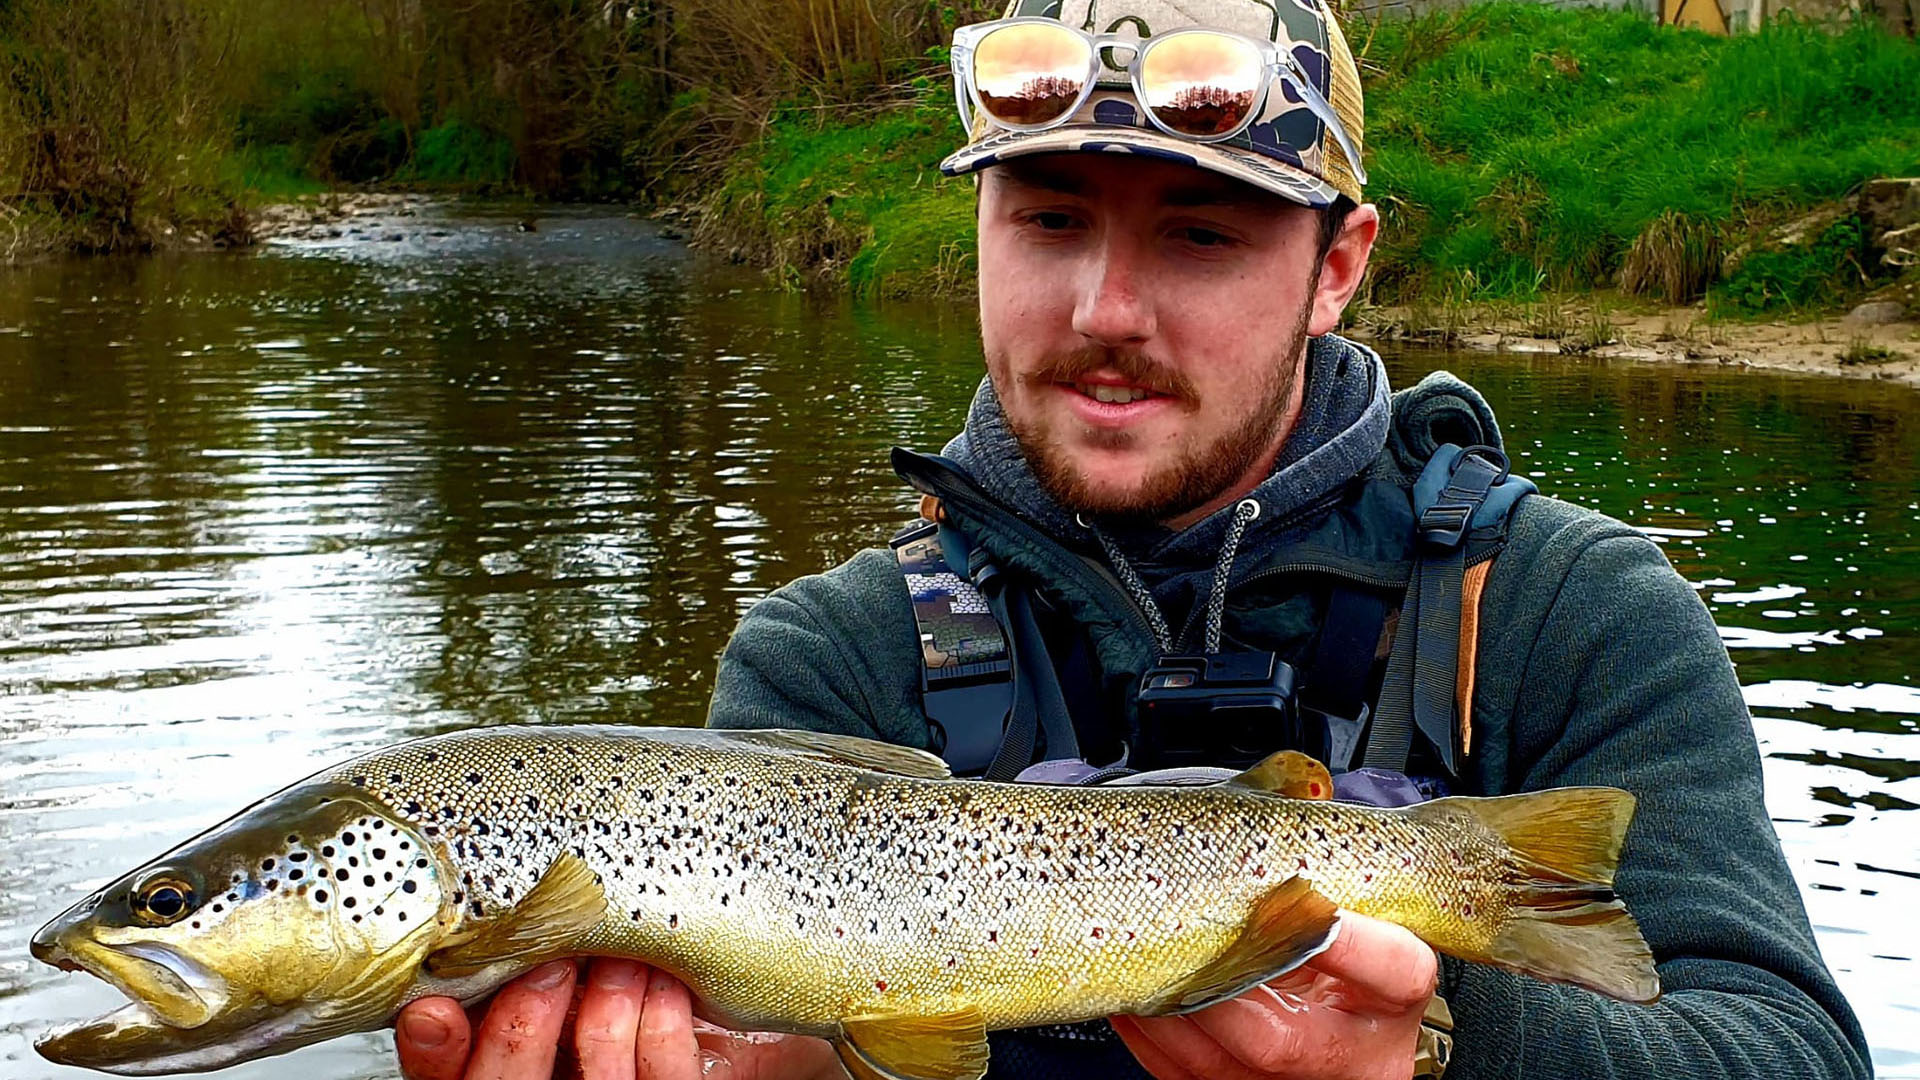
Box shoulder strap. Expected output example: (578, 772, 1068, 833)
(890, 518, 1013, 774)
(1367, 445, 1535, 775)
(1300, 584, 1391, 774)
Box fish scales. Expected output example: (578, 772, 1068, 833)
(33, 725, 1658, 1077)
(321, 727, 1506, 1032)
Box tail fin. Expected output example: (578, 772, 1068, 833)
(1414, 788, 1661, 1003)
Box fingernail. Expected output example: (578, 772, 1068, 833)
(593, 961, 638, 990)
(402, 1012, 449, 1049)
(526, 960, 574, 991)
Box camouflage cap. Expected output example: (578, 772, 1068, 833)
(940, 0, 1367, 208)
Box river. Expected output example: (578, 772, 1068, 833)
(1, 202, 1915, 1078)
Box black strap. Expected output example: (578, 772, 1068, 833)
(1368, 446, 1510, 774)
(1302, 584, 1390, 773)
(891, 520, 1013, 774)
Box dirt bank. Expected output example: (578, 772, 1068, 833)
(1347, 301, 1920, 387)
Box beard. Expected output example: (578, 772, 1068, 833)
(994, 301, 1313, 524)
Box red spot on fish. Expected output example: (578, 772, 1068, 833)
(875, 980, 887, 992)
(1146, 873, 1162, 886)
(1124, 930, 1136, 942)
(1364, 872, 1374, 883)
(1297, 857, 1309, 870)
(1463, 902, 1474, 917)
(835, 927, 845, 938)
(1310, 782, 1323, 797)
(1091, 927, 1103, 939)
(1030, 947, 1040, 958)
(1253, 865, 1266, 878)
(988, 930, 998, 943)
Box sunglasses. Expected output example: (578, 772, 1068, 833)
(950, 18, 1366, 187)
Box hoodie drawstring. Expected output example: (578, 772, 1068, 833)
(1086, 497, 1261, 655)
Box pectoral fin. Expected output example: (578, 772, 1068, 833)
(834, 1007, 989, 1080)
(1143, 875, 1340, 1015)
(1227, 750, 1334, 800)
(426, 852, 606, 978)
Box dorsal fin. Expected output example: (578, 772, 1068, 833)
(659, 729, 951, 780)
(426, 852, 605, 978)
(835, 1007, 988, 1080)
(1141, 875, 1340, 1015)
(1226, 750, 1334, 800)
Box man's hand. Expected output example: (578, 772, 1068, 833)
(1110, 911, 1438, 1080)
(394, 958, 845, 1080)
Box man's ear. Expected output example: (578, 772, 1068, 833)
(1308, 203, 1379, 337)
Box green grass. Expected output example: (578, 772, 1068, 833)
(1360, 5, 1920, 303)
(699, 103, 977, 296)
(704, 4, 1920, 306)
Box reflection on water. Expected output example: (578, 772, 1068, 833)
(1, 203, 1915, 1077)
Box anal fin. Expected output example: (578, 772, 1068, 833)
(1144, 875, 1340, 1015)
(1227, 750, 1334, 800)
(427, 852, 606, 978)
(835, 1008, 988, 1080)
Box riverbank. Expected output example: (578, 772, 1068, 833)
(1348, 295, 1920, 386)
(695, 7, 1920, 317)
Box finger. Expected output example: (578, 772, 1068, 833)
(1188, 992, 1347, 1077)
(466, 960, 580, 1080)
(1113, 1014, 1254, 1080)
(575, 960, 647, 1080)
(635, 969, 700, 1080)
(1303, 911, 1437, 1011)
(1109, 1016, 1212, 1080)
(691, 1024, 844, 1080)
(396, 996, 475, 1080)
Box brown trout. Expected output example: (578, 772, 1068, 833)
(33, 725, 1658, 1077)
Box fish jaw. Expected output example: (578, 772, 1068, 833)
(31, 928, 227, 1031)
(36, 998, 338, 1076)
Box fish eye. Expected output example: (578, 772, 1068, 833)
(131, 877, 198, 926)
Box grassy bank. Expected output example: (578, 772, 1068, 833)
(699, 4, 1920, 314)
(1, 0, 993, 258)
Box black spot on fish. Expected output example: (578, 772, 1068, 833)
(344, 897, 356, 909)
(315, 890, 328, 903)
(402, 881, 418, 894)
(469, 900, 484, 917)
(289, 869, 304, 881)
(342, 832, 356, 845)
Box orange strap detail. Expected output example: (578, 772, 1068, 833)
(1456, 561, 1491, 757)
(918, 494, 945, 523)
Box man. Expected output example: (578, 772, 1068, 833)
(394, 0, 1872, 1077)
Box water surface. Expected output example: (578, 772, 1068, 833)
(1, 203, 1914, 1077)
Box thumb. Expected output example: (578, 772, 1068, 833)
(395, 996, 474, 1080)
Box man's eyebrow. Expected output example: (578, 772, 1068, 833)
(996, 162, 1090, 197)
(1161, 183, 1279, 212)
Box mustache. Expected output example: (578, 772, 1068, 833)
(1024, 346, 1197, 400)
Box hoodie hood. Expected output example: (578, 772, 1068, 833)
(943, 333, 1395, 567)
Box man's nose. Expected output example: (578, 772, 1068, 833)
(1071, 235, 1156, 347)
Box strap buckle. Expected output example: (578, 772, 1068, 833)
(1417, 446, 1510, 549)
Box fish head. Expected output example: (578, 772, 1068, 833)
(33, 782, 451, 1075)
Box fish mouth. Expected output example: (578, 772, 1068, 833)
(32, 934, 259, 1075)
(37, 935, 227, 1030)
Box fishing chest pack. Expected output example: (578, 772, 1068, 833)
(889, 444, 1535, 785)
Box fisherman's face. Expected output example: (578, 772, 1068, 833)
(977, 153, 1375, 526)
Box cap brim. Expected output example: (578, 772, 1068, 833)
(939, 124, 1339, 210)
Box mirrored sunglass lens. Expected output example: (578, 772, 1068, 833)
(1140, 33, 1262, 137)
(973, 23, 1089, 126)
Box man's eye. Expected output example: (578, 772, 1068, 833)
(1028, 212, 1077, 231)
(1178, 227, 1234, 248)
